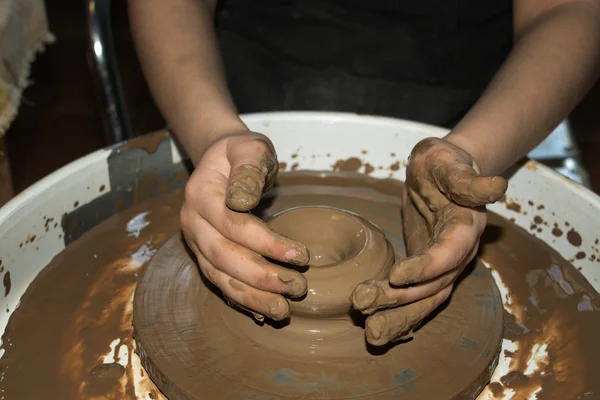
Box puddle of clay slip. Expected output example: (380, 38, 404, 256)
(98, 293, 166, 399)
(547, 263, 574, 295)
(485, 261, 529, 335)
(99, 247, 162, 400)
(477, 260, 555, 400)
(476, 260, 549, 400)
(524, 344, 549, 375)
(130, 242, 156, 266)
(477, 340, 518, 400)
(100, 337, 166, 400)
(488, 266, 516, 317)
(131, 348, 164, 399)
(480, 387, 544, 400)
(60, 243, 163, 399)
(529, 387, 543, 399)
(102, 338, 122, 364)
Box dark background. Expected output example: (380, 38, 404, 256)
(4, 0, 600, 194)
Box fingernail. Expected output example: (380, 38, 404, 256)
(284, 245, 310, 265)
(351, 283, 379, 311)
(278, 272, 307, 297)
(366, 315, 385, 342)
(268, 299, 290, 321)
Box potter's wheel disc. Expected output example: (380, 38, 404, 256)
(133, 235, 503, 400)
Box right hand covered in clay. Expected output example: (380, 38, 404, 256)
(180, 132, 310, 321)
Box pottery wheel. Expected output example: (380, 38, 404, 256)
(134, 207, 503, 400)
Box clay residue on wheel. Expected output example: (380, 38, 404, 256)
(477, 212, 600, 399)
(119, 130, 170, 155)
(0, 191, 181, 399)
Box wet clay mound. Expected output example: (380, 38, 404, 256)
(0, 172, 599, 399)
(266, 206, 395, 318)
(133, 176, 504, 400)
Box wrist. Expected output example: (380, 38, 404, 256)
(200, 111, 248, 143)
(443, 132, 490, 176)
(177, 109, 248, 165)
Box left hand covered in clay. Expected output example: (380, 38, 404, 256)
(351, 137, 508, 346)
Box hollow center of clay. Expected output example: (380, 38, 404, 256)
(268, 206, 367, 267)
(266, 206, 394, 319)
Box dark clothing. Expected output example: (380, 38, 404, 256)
(215, 0, 513, 127)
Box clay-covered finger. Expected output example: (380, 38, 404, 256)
(225, 137, 278, 211)
(390, 215, 480, 286)
(351, 268, 460, 315)
(401, 190, 432, 255)
(193, 249, 291, 321)
(364, 285, 453, 346)
(190, 179, 310, 266)
(194, 218, 308, 297)
(431, 163, 507, 207)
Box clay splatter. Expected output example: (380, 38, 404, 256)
(332, 157, 362, 172)
(567, 229, 583, 247)
(552, 227, 563, 237)
(506, 201, 522, 213)
(3, 271, 11, 297)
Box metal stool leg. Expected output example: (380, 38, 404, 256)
(86, 0, 133, 144)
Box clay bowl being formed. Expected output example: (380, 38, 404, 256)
(265, 206, 395, 319)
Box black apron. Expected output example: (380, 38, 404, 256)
(215, 0, 513, 128)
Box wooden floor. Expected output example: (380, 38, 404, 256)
(3, 0, 600, 198)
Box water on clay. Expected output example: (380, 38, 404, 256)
(0, 171, 598, 399)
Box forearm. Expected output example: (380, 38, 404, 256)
(446, 1, 600, 176)
(128, 0, 246, 164)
